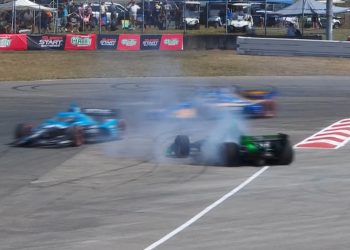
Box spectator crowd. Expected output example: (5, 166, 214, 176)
(0, 0, 185, 34)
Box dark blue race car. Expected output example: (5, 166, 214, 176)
(147, 87, 277, 120)
(13, 104, 126, 147)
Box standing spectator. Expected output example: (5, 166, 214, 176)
(174, 5, 181, 29)
(312, 13, 320, 29)
(110, 2, 117, 21)
(153, 1, 162, 28)
(227, 8, 233, 21)
(78, 3, 84, 21)
(158, 6, 166, 30)
(62, 3, 69, 31)
(163, 0, 172, 28)
(58, 6, 64, 31)
(78, 3, 85, 31)
(110, 2, 118, 30)
(23, 10, 33, 29)
(100, 1, 108, 30)
(67, 10, 80, 33)
(128, 1, 140, 29)
(41, 11, 49, 33)
(82, 5, 92, 31)
(86, 3, 94, 28)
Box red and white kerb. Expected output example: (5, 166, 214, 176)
(295, 118, 350, 149)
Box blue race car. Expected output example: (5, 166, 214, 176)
(13, 104, 126, 147)
(146, 87, 277, 120)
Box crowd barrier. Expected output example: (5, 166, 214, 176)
(237, 36, 350, 57)
(0, 33, 183, 51)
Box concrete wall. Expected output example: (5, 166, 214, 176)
(183, 35, 238, 50)
(183, 34, 322, 50)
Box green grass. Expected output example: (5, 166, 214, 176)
(1, 50, 350, 81)
(1, 25, 349, 81)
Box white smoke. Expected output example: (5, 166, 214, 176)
(99, 82, 249, 166)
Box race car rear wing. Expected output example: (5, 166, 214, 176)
(241, 133, 289, 143)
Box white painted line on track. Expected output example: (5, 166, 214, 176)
(144, 166, 270, 250)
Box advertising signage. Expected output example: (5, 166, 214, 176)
(64, 34, 97, 50)
(160, 34, 183, 51)
(97, 35, 118, 50)
(140, 35, 161, 50)
(0, 34, 27, 51)
(28, 35, 65, 50)
(117, 34, 140, 51)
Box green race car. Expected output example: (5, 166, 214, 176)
(167, 133, 293, 167)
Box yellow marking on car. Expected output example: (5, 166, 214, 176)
(242, 90, 268, 95)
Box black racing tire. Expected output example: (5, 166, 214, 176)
(15, 123, 33, 139)
(221, 142, 240, 167)
(67, 126, 85, 147)
(277, 141, 294, 165)
(174, 135, 190, 158)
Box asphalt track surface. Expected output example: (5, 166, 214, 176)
(1, 76, 350, 250)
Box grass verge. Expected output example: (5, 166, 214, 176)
(1, 50, 350, 81)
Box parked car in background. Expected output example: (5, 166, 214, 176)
(226, 3, 254, 33)
(320, 16, 341, 29)
(183, 1, 201, 29)
(304, 16, 342, 29)
(206, 2, 225, 28)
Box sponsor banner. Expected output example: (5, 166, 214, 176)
(117, 34, 140, 51)
(64, 34, 96, 50)
(0, 34, 27, 51)
(28, 35, 65, 50)
(160, 34, 183, 51)
(140, 35, 161, 50)
(97, 34, 118, 50)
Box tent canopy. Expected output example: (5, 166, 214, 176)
(253, 0, 294, 5)
(0, 0, 55, 11)
(275, 0, 349, 16)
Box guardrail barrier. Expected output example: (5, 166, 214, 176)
(237, 36, 350, 57)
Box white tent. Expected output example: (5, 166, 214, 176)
(0, 0, 55, 11)
(276, 0, 349, 16)
(0, 0, 56, 33)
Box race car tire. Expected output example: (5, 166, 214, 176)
(220, 142, 240, 167)
(15, 123, 33, 139)
(118, 119, 126, 131)
(174, 135, 190, 158)
(262, 100, 276, 118)
(276, 141, 293, 165)
(67, 126, 85, 147)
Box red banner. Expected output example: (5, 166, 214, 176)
(64, 34, 96, 50)
(0, 34, 27, 51)
(117, 34, 140, 51)
(160, 34, 183, 51)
